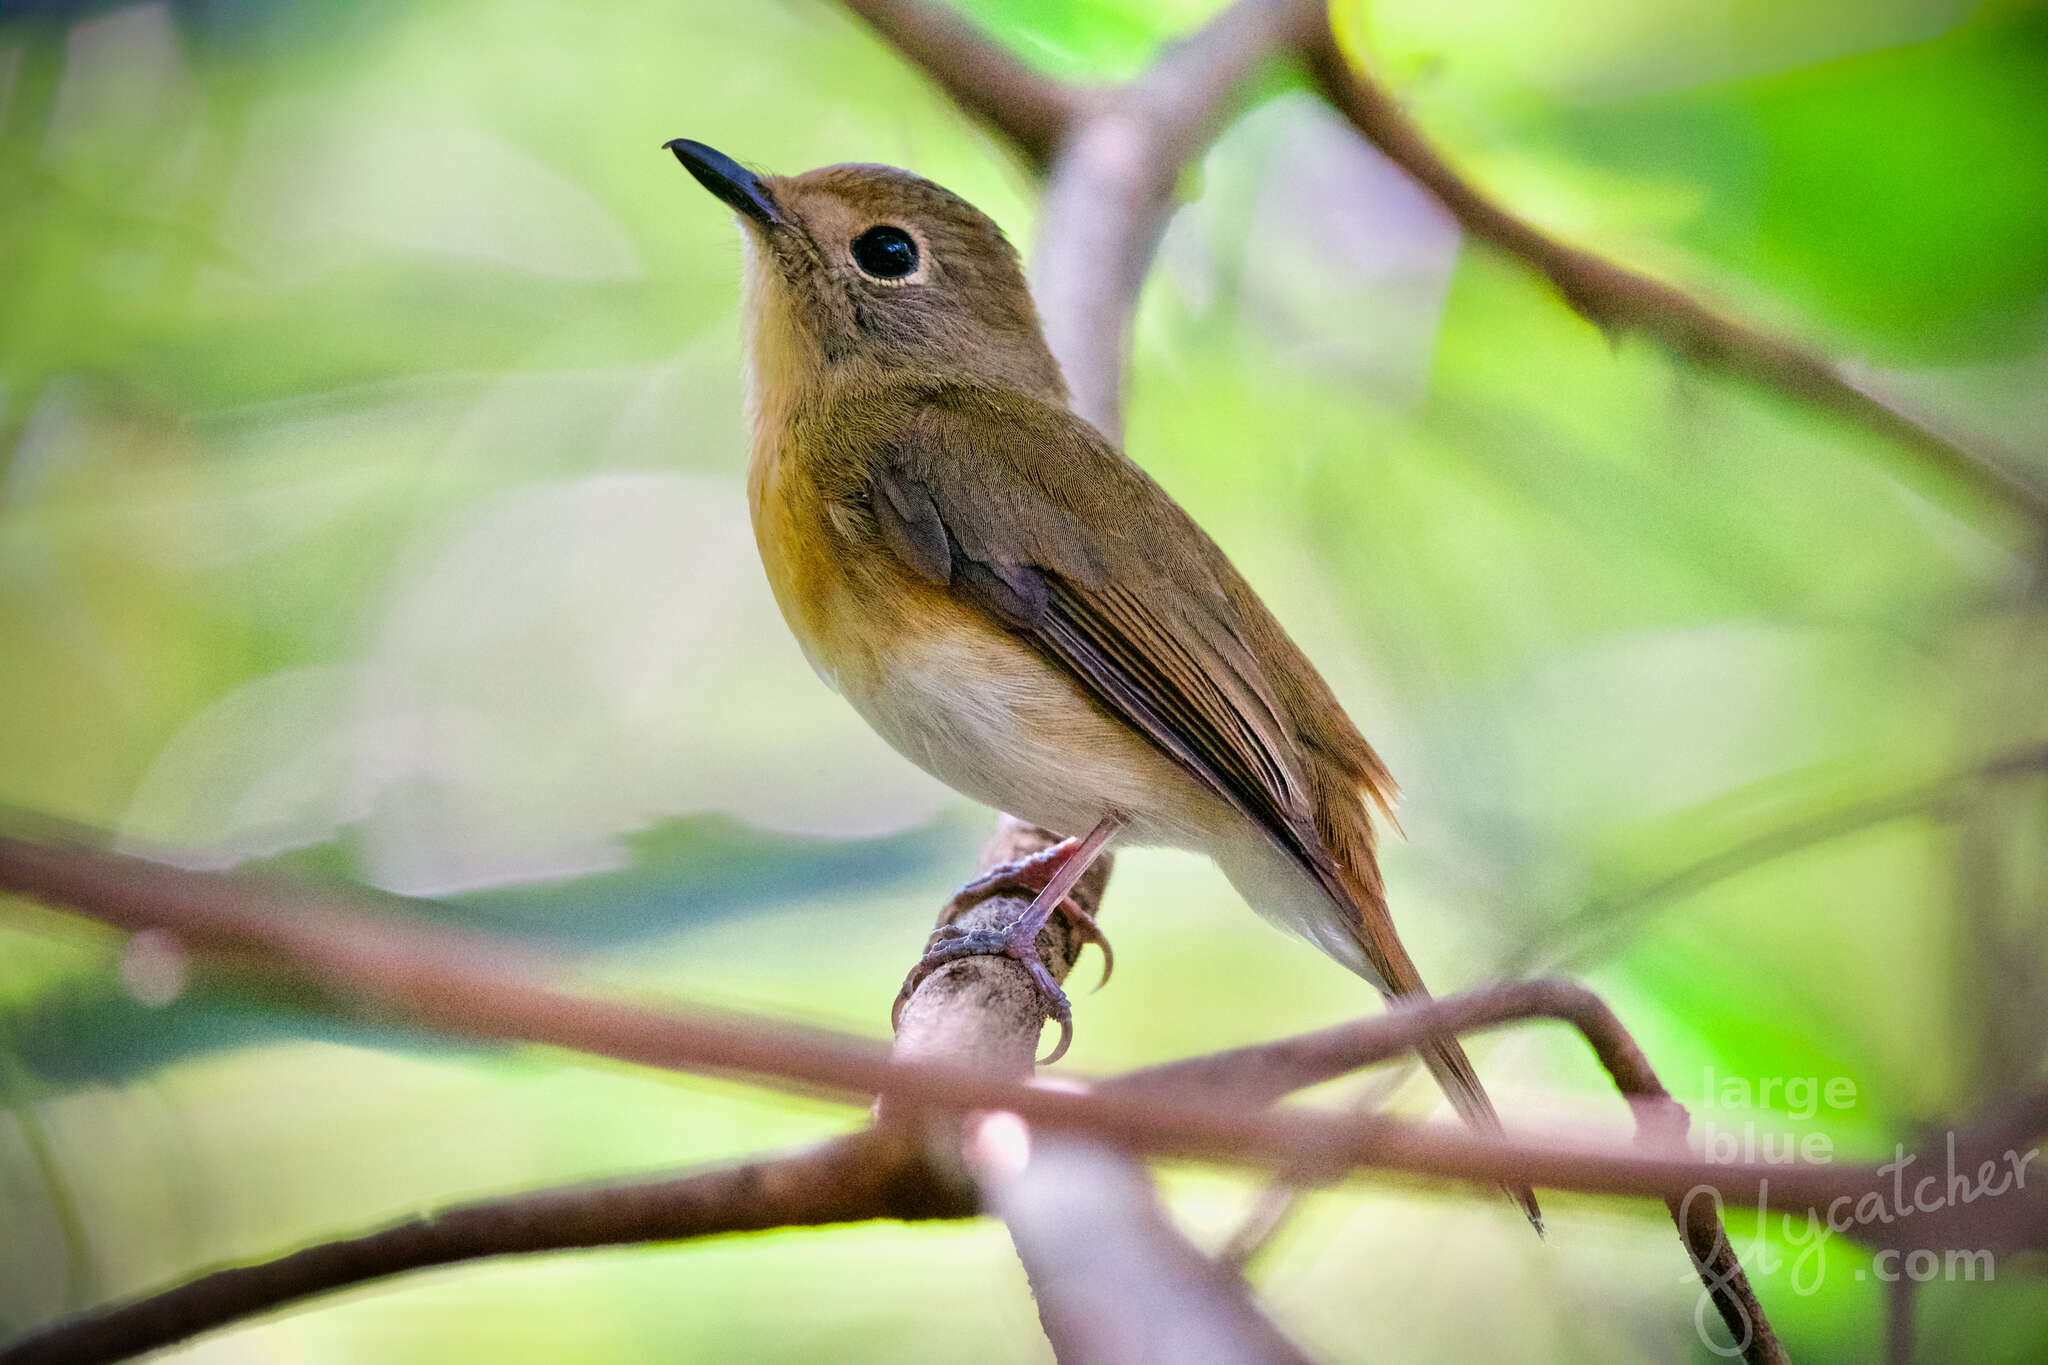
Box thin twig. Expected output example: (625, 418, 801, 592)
(1120, 978, 1782, 1362)
(837, 0, 1077, 170)
(0, 1135, 945, 1365)
(1885, 1276, 1916, 1365)
(1215, 1065, 1410, 1274)
(1, 1066, 95, 1313)
(842, 0, 2048, 522)
(1294, 19, 2048, 527)
(1518, 741, 2048, 973)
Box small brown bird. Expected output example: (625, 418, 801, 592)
(666, 140, 1537, 1226)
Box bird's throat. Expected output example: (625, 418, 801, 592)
(738, 233, 824, 500)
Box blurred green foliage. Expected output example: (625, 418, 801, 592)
(3, 0, 2046, 1360)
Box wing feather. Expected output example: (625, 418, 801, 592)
(868, 390, 1325, 874)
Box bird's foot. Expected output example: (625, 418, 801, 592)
(892, 817, 1125, 1065)
(893, 918, 1077, 1061)
(941, 840, 1114, 990)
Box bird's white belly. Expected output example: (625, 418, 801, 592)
(839, 615, 1375, 987)
(843, 624, 1231, 850)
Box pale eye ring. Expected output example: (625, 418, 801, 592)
(851, 225, 919, 280)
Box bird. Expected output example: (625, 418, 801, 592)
(664, 138, 1538, 1229)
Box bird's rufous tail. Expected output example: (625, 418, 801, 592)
(1319, 810, 1543, 1233)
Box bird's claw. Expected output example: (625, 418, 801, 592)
(893, 838, 1117, 1064)
(891, 919, 1078, 1065)
(940, 844, 1114, 992)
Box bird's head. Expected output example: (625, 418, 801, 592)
(665, 140, 1067, 413)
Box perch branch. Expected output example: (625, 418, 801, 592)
(0, 827, 1301, 1365)
(889, 819, 1310, 1364)
(0, 813, 1031, 1365)
(0, 833, 1996, 1203)
(0, 809, 1124, 1365)
(978, 1131, 1315, 1365)
(0, 833, 1886, 1364)
(20, 874, 2027, 1365)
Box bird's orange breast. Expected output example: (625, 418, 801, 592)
(747, 439, 902, 699)
(746, 439, 1235, 851)
(748, 437, 1014, 721)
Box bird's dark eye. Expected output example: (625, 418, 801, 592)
(851, 226, 919, 280)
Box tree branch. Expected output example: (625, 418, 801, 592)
(1118, 978, 1781, 1363)
(0, 1134, 943, 1365)
(0, 827, 1302, 1365)
(1293, 20, 2048, 527)
(0, 836, 1993, 1210)
(21, 813, 2030, 1365)
(18, 878, 2027, 1365)
(0, 814, 1067, 1365)
(975, 1131, 1315, 1365)
(1029, 0, 1307, 437)
(6, 827, 1952, 1365)
(888, 822, 1315, 1364)
(837, 0, 1076, 170)
(843, 0, 2048, 522)
(0, 826, 1900, 1178)
(1516, 741, 2048, 973)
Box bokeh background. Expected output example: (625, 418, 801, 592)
(4, 0, 2047, 1359)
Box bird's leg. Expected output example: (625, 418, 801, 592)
(893, 812, 1125, 1063)
(941, 842, 1116, 986)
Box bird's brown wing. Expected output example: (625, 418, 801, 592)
(867, 388, 1333, 883)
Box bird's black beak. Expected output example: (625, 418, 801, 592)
(663, 139, 784, 230)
